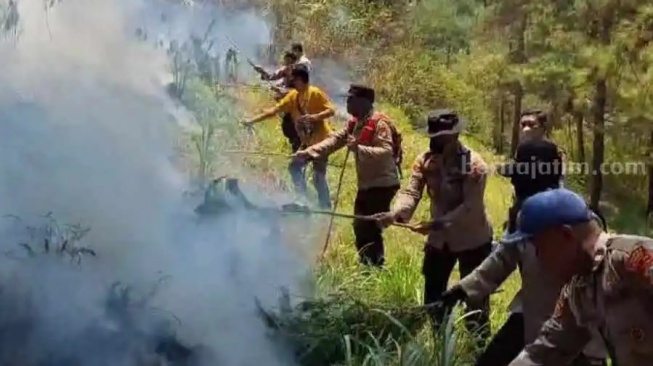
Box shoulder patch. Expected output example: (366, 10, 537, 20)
(412, 152, 431, 173)
(552, 284, 573, 319)
(624, 243, 653, 283)
(376, 121, 391, 139)
(552, 298, 564, 318)
(411, 159, 423, 174)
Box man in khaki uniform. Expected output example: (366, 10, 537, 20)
(501, 188, 653, 366)
(438, 221, 607, 365)
(375, 110, 493, 343)
(294, 85, 400, 266)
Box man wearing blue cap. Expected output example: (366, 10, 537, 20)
(438, 200, 607, 365)
(500, 188, 653, 366)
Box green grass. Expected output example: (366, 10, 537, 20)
(229, 87, 521, 364)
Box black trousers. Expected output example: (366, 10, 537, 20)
(475, 312, 607, 366)
(352, 185, 399, 267)
(423, 242, 493, 347)
(475, 312, 525, 366)
(280, 113, 301, 153)
(507, 199, 522, 234)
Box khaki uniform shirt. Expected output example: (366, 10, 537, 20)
(509, 234, 653, 366)
(268, 66, 291, 100)
(459, 242, 606, 358)
(306, 115, 399, 190)
(391, 147, 492, 251)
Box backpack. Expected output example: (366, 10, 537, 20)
(347, 112, 404, 168)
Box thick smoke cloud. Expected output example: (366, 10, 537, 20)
(0, 0, 307, 364)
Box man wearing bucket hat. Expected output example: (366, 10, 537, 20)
(293, 84, 401, 267)
(498, 188, 653, 366)
(374, 109, 493, 344)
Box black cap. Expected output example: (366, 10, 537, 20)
(291, 64, 309, 79)
(344, 84, 375, 103)
(427, 109, 465, 137)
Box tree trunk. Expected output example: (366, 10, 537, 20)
(646, 130, 653, 217)
(589, 78, 606, 211)
(574, 110, 586, 163)
(509, 15, 527, 157)
(589, 13, 612, 211)
(511, 84, 523, 157)
(498, 97, 506, 154)
(493, 94, 504, 153)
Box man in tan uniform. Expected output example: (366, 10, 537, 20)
(439, 217, 607, 365)
(375, 109, 493, 343)
(501, 188, 653, 366)
(294, 85, 400, 266)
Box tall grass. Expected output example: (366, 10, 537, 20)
(174, 80, 521, 365)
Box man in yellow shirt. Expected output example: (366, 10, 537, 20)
(242, 65, 335, 208)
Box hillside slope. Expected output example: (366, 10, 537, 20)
(227, 86, 521, 363)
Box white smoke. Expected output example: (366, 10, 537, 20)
(0, 0, 309, 365)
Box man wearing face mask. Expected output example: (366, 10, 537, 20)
(293, 84, 401, 266)
(498, 109, 566, 234)
(374, 109, 493, 344)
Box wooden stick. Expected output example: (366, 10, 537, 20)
(223, 150, 290, 157)
(281, 206, 417, 230)
(320, 150, 351, 258)
(224, 150, 345, 167)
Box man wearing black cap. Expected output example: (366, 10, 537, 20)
(500, 188, 653, 366)
(242, 65, 335, 208)
(374, 109, 493, 343)
(294, 84, 401, 266)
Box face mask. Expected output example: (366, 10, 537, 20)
(430, 139, 445, 154)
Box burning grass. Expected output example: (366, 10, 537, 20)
(4, 213, 95, 264)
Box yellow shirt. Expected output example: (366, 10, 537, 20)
(275, 85, 333, 146)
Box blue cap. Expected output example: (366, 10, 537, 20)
(502, 188, 592, 244)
